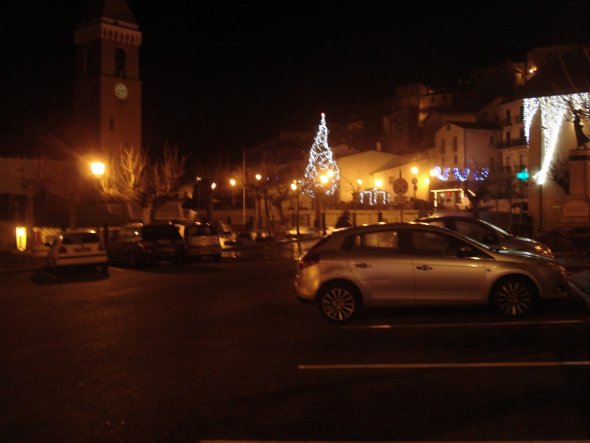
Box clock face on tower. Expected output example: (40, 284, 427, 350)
(114, 83, 128, 100)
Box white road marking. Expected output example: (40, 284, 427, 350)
(202, 440, 590, 443)
(298, 361, 590, 370)
(343, 319, 587, 330)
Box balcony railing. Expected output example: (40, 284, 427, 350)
(497, 137, 527, 148)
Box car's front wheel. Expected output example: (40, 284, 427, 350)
(491, 276, 537, 316)
(318, 282, 361, 323)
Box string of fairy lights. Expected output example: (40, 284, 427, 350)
(524, 92, 589, 184)
(295, 92, 589, 206)
(302, 113, 340, 198)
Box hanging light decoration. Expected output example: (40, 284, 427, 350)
(524, 92, 590, 185)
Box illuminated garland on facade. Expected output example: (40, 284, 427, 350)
(432, 166, 489, 182)
(359, 188, 389, 205)
(524, 92, 590, 184)
(302, 113, 340, 197)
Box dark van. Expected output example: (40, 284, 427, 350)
(107, 222, 185, 268)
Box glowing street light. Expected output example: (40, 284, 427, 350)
(89, 161, 106, 232)
(291, 180, 300, 236)
(90, 161, 105, 177)
(374, 178, 383, 188)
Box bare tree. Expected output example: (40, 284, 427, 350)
(98, 144, 189, 223)
(145, 143, 188, 222)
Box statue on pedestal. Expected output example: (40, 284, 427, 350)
(573, 109, 589, 150)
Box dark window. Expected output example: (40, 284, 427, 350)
(62, 233, 100, 244)
(84, 48, 93, 77)
(115, 48, 127, 78)
(142, 225, 181, 240)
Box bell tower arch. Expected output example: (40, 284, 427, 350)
(72, 0, 142, 161)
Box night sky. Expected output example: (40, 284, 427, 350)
(1, 0, 588, 160)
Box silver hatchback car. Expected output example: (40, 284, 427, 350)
(295, 222, 568, 322)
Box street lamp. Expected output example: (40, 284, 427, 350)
(90, 161, 105, 177)
(90, 161, 105, 232)
(424, 177, 431, 209)
(291, 180, 300, 236)
(229, 178, 237, 207)
(319, 173, 329, 236)
(255, 173, 262, 231)
(411, 166, 419, 207)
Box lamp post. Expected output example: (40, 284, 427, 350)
(411, 166, 419, 208)
(354, 178, 362, 226)
(229, 178, 237, 208)
(255, 173, 262, 232)
(90, 161, 105, 232)
(424, 177, 431, 210)
(290, 180, 300, 236)
(320, 173, 329, 236)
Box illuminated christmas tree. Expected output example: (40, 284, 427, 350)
(302, 113, 340, 197)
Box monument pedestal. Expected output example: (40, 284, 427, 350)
(560, 150, 590, 227)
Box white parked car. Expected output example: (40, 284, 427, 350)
(47, 230, 109, 274)
(295, 222, 569, 322)
(177, 222, 223, 261)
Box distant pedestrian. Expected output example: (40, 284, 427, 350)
(335, 210, 352, 229)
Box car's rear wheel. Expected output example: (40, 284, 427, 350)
(491, 276, 536, 316)
(318, 282, 361, 323)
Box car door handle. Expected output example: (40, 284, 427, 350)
(354, 263, 371, 268)
(416, 265, 432, 271)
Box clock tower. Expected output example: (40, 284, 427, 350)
(72, 0, 142, 160)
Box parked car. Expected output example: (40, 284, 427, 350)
(417, 215, 553, 257)
(176, 221, 222, 261)
(295, 222, 568, 323)
(107, 222, 185, 268)
(47, 229, 109, 274)
(213, 220, 239, 250)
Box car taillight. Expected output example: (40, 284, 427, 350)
(298, 253, 319, 270)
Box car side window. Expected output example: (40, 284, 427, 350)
(347, 230, 404, 254)
(411, 230, 491, 258)
(428, 220, 446, 229)
(411, 231, 452, 256)
(454, 220, 496, 244)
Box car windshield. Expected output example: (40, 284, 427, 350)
(187, 225, 216, 236)
(142, 225, 180, 240)
(478, 219, 511, 237)
(61, 233, 100, 244)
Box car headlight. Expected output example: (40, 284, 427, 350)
(534, 244, 553, 257)
(539, 260, 565, 273)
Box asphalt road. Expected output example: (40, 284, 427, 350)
(1, 257, 589, 442)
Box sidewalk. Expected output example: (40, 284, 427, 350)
(0, 251, 47, 274)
